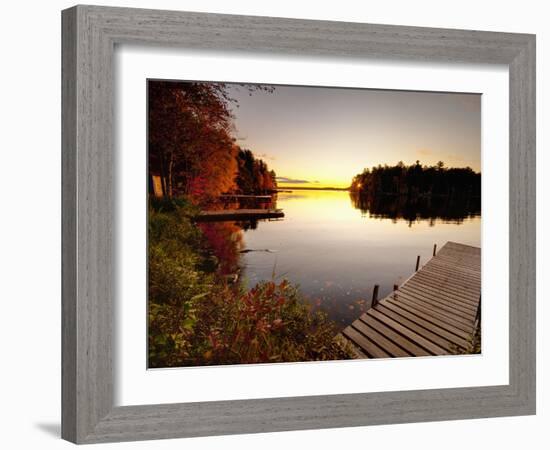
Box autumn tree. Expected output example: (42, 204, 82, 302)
(149, 81, 277, 205)
(148, 81, 237, 203)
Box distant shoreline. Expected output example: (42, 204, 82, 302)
(277, 186, 350, 192)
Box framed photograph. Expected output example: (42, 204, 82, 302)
(62, 5, 536, 444)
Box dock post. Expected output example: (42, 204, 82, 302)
(415, 255, 421, 272)
(433, 244, 437, 256)
(371, 284, 380, 307)
(338, 242, 481, 359)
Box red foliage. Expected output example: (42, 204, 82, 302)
(198, 222, 244, 275)
(148, 81, 237, 203)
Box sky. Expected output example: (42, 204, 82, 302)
(227, 84, 481, 189)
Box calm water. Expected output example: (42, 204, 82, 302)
(237, 190, 481, 330)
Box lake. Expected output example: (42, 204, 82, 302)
(236, 189, 481, 330)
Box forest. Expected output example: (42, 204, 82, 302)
(350, 161, 481, 198)
(348, 161, 481, 224)
(148, 81, 276, 206)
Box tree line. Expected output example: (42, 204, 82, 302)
(148, 81, 276, 206)
(235, 149, 277, 194)
(350, 161, 481, 198)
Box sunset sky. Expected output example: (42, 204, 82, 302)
(227, 84, 481, 188)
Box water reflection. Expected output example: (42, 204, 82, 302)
(201, 189, 481, 330)
(349, 191, 481, 226)
(197, 222, 243, 275)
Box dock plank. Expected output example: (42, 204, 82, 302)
(342, 327, 390, 358)
(351, 319, 411, 357)
(404, 277, 480, 307)
(377, 302, 469, 350)
(386, 296, 473, 335)
(195, 208, 284, 222)
(397, 287, 476, 320)
(411, 272, 481, 299)
(360, 313, 432, 356)
(366, 308, 448, 355)
(400, 282, 478, 313)
(339, 242, 481, 357)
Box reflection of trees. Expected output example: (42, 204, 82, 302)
(206, 194, 277, 213)
(237, 220, 259, 231)
(349, 191, 480, 226)
(197, 194, 279, 273)
(227, 196, 277, 209)
(198, 222, 244, 275)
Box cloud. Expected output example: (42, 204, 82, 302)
(276, 177, 311, 184)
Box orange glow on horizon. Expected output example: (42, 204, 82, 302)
(277, 181, 351, 189)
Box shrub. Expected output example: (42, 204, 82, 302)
(147, 202, 354, 367)
(189, 280, 354, 366)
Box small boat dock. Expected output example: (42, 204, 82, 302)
(339, 241, 481, 358)
(219, 194, 274, 200)
(195, 209, 284, 222)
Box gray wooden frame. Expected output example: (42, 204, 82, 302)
(62, 4, 536, 444)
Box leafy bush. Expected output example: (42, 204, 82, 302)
(148, 203, 354, 367)
(188, 280, 354, 366)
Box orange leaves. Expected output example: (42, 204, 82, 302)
(148, 81, 238, 202)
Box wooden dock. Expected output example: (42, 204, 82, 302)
(340, 242, 481, 358)
(195, 209, 284, 222)
(220, 194, 273, 199)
